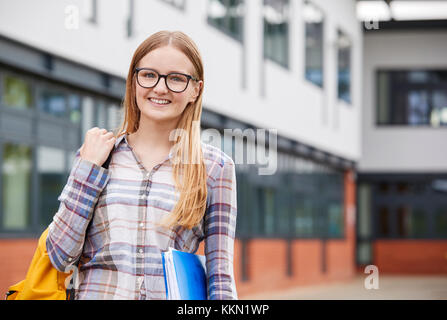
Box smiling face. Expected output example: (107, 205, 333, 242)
(134, 45, 202, 126)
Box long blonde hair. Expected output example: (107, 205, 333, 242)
(114, 30, 207, 230)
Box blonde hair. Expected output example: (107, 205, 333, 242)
(114, 30, 207, 230)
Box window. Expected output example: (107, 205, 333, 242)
(38, 146, 65, 227)
(397, 206, 427, 238)
(258, 187, 276, 236)
(96, 100, 107, 129)
(435, 208, 447, 237)
(371, 178, 447, 239)
(68, 94, 82, 124)
(378, 206, 390, 237)
(207, 0, 245, 42)
(337, 29, 351, 103)
(2, 143, 32, 230)
(82, 96, 94, 140)
(295, 198, 314, 237)
(263, 0, 289, 68)
(377, 70, 447, 126)
(37, 87, 67, 118)
(107, 103, 122, 133)
(3, 75, 33, 109)
(304, 1, 324, 87)
(328, 202, 343, 237)
(161, 0, 185, 10)
(127, 0, 134, 38)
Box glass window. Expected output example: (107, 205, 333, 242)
(410, 208, 427, 238)
(328, 202, 343, 237)
(430, 90, 447, 127)
(263, 0, 289, 67)
(82, 96, 94, 140)
(358, 183, 372, 238)
(397, 206, 410, 237)
(337, 29, 351, 103)
(107, 103, 122, 133)
(397, 206, 427, 238)
(68, 94, 82, 124)
(304, 1, 324, 87)
(96, 100, 107, 129)
(357, 241, 372, 265)
(263, 187, 276, 235)
(277, 186, 290, 235)
(207, 0, 245, 42)
(377, 70, 447, 126)
(378, 206, 390, 237)
(37, 88, 67, 118)
(38, 146, 65, 227)
(2, 143, 32, 230)
(435, 207, 447, 237)
(3, 75, 33, 109)
(295, 198, 313, 237)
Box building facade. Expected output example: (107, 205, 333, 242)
(357, 21, 447, 274)
(0, 0, 361, 297)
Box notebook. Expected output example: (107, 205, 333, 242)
(161, 247, 207, 300)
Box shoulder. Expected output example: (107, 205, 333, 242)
(200, 142, 235, 183)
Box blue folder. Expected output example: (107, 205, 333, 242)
(161, 248, 207, 300)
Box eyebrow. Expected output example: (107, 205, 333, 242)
(139, 67, 189, 74)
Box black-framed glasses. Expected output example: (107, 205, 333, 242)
(135, 67, 199, 93)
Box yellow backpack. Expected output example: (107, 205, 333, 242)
(5, 227, 73, 300)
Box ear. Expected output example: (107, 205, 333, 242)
(189, 80, 203, 103)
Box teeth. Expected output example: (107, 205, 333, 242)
(150, 98, 170, 104)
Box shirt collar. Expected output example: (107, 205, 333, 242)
(116, 132, 175, 162)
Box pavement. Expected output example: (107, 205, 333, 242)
(240, 275, 447, 300)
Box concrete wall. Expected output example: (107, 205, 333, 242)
(360, 30, 447, 173)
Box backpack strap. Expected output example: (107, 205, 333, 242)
(65, 146, 115, 300)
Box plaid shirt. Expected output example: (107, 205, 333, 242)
(46, 133, 238, 300)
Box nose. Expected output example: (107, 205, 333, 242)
(153, 75, 169, 94)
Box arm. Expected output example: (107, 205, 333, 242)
(204, 158, 238, 300)
(46, 148, 111, 273)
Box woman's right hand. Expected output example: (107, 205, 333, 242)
(79, 127, 116, 167)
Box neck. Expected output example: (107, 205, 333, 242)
(129, 116, 180, 153)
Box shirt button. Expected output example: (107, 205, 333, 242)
(67, 257, 73, 262)
(146, 172, 150, 178)
(139, 223, 144, 228)
(139, 248, 143, 254)
(141, 195, 147, 200)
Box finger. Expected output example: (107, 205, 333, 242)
(99, 128, 107, 134)
(108, 136, 116, 144)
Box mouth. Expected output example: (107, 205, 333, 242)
(148, 97, 171, 106)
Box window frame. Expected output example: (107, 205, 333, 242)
(206, 0, 245, 43)
(376, 69, 447, 127)
(263, 0, 290, 69)
(336, 28, 352, 105)
(303, 0, 325, 88)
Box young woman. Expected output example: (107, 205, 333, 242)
(46, 30, 238, 300)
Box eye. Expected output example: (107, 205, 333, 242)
(170, 74, 187, 82)
(141, 70, 157, 78)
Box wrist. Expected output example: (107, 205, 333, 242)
(80, 156, 101, 167)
